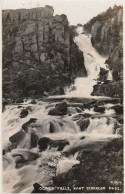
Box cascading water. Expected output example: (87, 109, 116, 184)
(3, 100, 120, 193)
(2, 27, 120, 193)
(65, 27, 112, 97)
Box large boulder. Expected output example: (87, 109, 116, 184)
(9, 129, 39, 149)
(22, 118, 37, 132)
(9, 131, 26, 144)
(49, 140, 69, 151)
(94, 106, 105, 113)
(75, 107, 82, 113)
(20, 109, 29, 118)
(48, 102, 67, 116)
(77, 118, 90, 131)
(38, 137, 69, 151)
(38, 137, 52, 151)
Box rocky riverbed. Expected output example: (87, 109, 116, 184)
(2, 96, 123, 193)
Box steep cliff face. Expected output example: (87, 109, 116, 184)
(84, 6, 123, 56)
(84, 5, 123, 99)
(2, 6, 87, 100)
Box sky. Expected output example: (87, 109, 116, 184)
(1, 0, 124, 25)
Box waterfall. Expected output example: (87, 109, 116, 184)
(2, 28, 120, 194)
(65, 27, 112, 97)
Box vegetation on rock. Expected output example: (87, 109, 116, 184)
(2, 6, 87, 100)
(84, 5, 123, 100)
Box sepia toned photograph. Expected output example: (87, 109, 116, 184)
(2, 0, 124, 193)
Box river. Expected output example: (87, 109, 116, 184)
(2, 29, 120, 193)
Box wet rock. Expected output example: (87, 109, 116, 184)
(49, 140, 69, 151)
(30, 133, 39, 148)
(72, 113, 91, 121)
(97, 81, 102, 84)
(20, 109, 28, 118)
(67, 103, 83, 109)
(48, 102, 67, 116)
(77, 118, 90, 131)
(22, 118, 37, 132)
(111, 105, 123, 114)
(8, 143, 17, 151)
(94, 106, 105, 113)
(9, 131, 26, 144)
(80, 136, 85, 140)
(38, 137, 52, 151)
(76, 107, 82, 113)
(18, 106, 23, 108)
(31, 99, 37, 104)
(38, 137, 69, 151)
(83, 113, 91, 118)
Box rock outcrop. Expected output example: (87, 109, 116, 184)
(2, 6, 87, 100)
(38, 137, 69, 151)
(53, 138, 123, 192)
(48, 102, 67, 116)
(84, 5, 123, 100)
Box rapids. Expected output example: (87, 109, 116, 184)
(2, 28, 120, 193)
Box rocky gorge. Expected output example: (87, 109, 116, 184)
(2, 4, 124, 194)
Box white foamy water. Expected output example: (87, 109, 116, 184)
(2, 101, 120, 193)
(66, 28, 112, 97)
